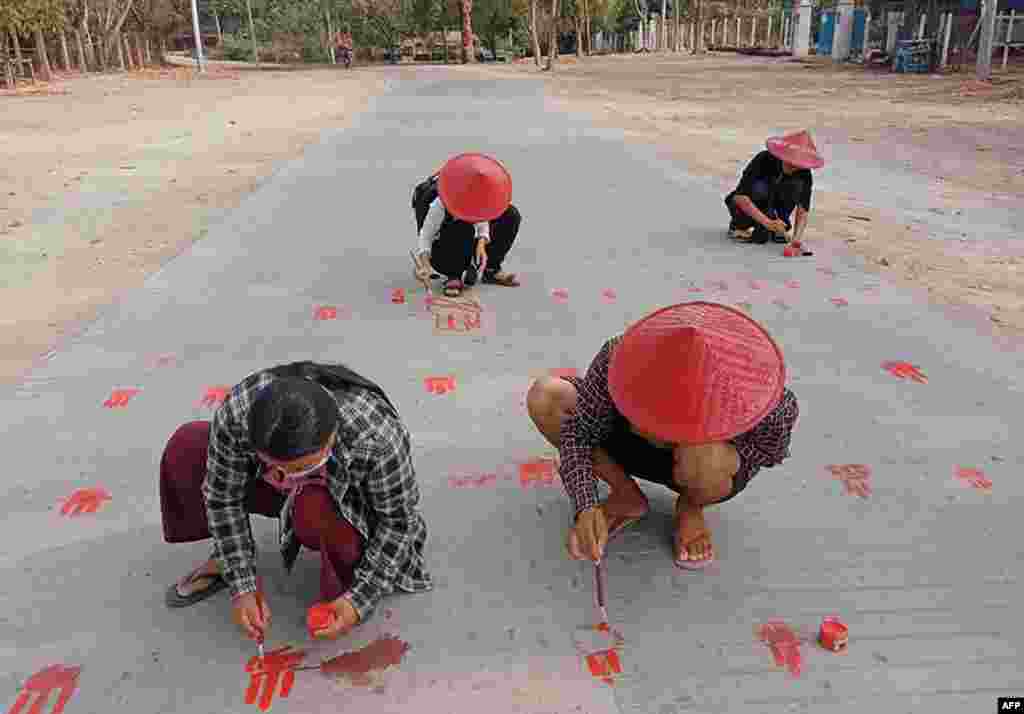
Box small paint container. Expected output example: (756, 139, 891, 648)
(307, 603, 337, 637)
(818, 617, 848, 652)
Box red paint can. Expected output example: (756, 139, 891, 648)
(307, 603, 337, 637)
(818, 617, 848, 651)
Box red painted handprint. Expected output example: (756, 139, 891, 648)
(59, 487, 112, 516)
(103, 388, 139, 408)
(7, 664, 81, 714)
(198, 386, 231, 409)
(758, 621, 803, 677)
(519, 459, 557, 488)
(881, 361, 928, 384)
(826, 464, 872, 499)
(314, 305, 337, 321)
(955, 466, 993, 492)
(423, 376, 455, 395)
(244, 646, 305, 711)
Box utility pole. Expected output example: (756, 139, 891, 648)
(976, 0, 998, 79)
(190, 0, 205, 71)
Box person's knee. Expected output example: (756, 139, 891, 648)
(672, 443, 738, 503)
(527, 377, 575, 432)
(748, 180, 772, 206)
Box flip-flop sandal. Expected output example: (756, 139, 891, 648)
(482, 271, 520, 287)
(673, 500, 714, 570)
(443, 279, 464, 297)
(165, 568, 228, 608)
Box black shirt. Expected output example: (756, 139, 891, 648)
(727, 151, 813, 212)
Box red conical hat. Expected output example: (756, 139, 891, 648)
(766, 130, 825, 170)
(438, 153, 512, 223)
(607, 302, 786, 444)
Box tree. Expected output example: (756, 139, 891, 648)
(544, 0, 557, 68)
(459, 0, 474, 61)
(528, 0, 541, 63)
(471, 0, 517, 56)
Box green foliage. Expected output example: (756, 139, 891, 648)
(0, 0, 66, 34)
(219, 33, 255, 59)
(472, 0, 518, 52)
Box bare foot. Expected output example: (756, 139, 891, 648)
(175, 559, 220, 598)
(674, 499, 713, 563)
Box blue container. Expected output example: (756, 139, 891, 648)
(850, 9, 867, 54)
(817, 11, 836, 55)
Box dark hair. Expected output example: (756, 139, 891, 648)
(248, 378, 339, 460)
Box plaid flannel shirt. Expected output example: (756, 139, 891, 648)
(559, 336, 800, 519)
(202, 369, 432, 622)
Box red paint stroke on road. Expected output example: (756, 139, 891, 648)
(601, 288, 618, 303)
(784, 280, 800, 289)
(146, 353, 178, 369)
(817, 267, 837, 278)
(825, 464, 872, 499)
(758, 621, 803, 677)
(687, 286, 703, 293)
(424, 376, 456, 395)
(954, 466, 993, 492)
(584, 649, 622, 686)
(748, 280, 764, 290)
(320, 636, 410, 686)
(818, 616, 849, 652)
(314, 306, 338, 321)
(103, 388, 139, 408)
(59, 486, 112, 516)
(519, 458, 558, 488)
(391, 289, 406, 304)
(705, 280, 729, 291)
(198, 386, 231, 409)
(244, 646, 305, 711)
(881, 361, 928, 384)
(551, 288, 569, 303)
(830, 297, 849, 307)
(6, 664, 80, 714)
(448, 473, 498, 489)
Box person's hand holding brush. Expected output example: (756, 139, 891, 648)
(567, 505, 609, 563)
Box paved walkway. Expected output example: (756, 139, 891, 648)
(1, 66, 1021, 714)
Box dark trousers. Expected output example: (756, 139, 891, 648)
(726, 178, 802, 243)
(159, 421, 364, 601)
(415, 204, 521, 281)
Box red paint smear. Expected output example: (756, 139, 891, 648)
(198, 385, 231, 408)
(818, 617, 849, 651)
(748, 280, 763, 290)
(320, 636, 410, 685)
(314, 305, 338, 321)
(146, 353, 178, 369)
(785, 280, 800, 289)
(830, 297, 849, 307)
(551, 288, 569, 302)
(758, 621, 803, 677)
(687, 286, 703, 293)
(601, 288, 618, 303)
(59, 486, 112, 516)
(424, 376, 456, 394)
(391, 289, 406, 304)
(705, 280, 729, 291)
(244, 646, 304, 711)
(519, 458, 558, 488)
(817, 267, 837, 278)
(825, 464, 873, 499)
(103, 388, 139, 408)
(881, 361, 928, 384)
(8, 665, 80, 714)
(955, 466, 993, 492)
(447, 473, 498, 489)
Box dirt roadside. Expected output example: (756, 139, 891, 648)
(466, 54, 1024, 345)
(0, 64, 386, 384)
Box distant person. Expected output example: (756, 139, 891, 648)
(336, 31, 353, 67)
(725, 130, 823, 251)
(411, 153, 521, 298)
(527, 302, 799, 569)
(161, 362, 431, 642)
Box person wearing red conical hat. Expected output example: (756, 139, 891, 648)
(411, 153, 521, 298)
(725, 130, 824, 254)
(527, 303, 799, 569)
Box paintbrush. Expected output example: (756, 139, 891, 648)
(595, 558, 608, 624)
(410, 250, 432, 294)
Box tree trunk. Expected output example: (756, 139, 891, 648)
(58, 31, 71, 70)
(245, 0, 258, 61)
(443, 24, 450, 63)
(546, 0, 558, 68)
(115, 31, 125, 69)
(213, 8, 223, 44)
(100, 0, 135, 70)
(530, 0, 542, 65)
(80, 1, 97, 70)
(74, 29, 88, 70)
(160, 37, 167, 64)
(660, 0, 667, 49)
(583, 0, 590, 54)
(575, 14, 583, 56)
(460, 0, 475, 62)
(674, 0, 681, 50)
(324, 7, 336, 64)
(124, 34, 136, 69)
(144, 35, 152, 64)
(12, 30, 24, 62)
(34, 29, 53, 81)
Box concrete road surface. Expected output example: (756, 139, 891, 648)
(1, 66, 1022, 714)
